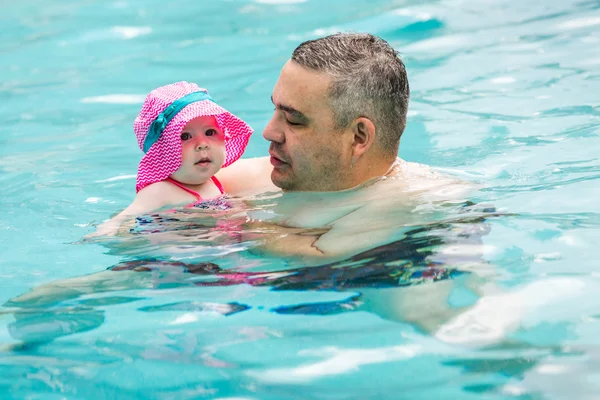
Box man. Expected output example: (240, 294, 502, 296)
(215, 32, 472, 262)
(212, 32, 489, 336)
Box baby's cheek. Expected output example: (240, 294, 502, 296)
(216, 145, 227, 167)
(180, 141, 193, 152)
(215, 140, 226, 154)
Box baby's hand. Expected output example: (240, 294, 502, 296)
(83, 215, 137, 241)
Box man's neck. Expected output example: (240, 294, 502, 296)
(346, 156, 399, 190)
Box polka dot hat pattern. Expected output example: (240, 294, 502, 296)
(133, 81, 253, 192)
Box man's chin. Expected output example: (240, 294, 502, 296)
(270, 169, 295, 191)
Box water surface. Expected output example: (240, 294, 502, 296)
(1, 0, 600, 398)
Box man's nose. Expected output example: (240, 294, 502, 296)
(263, 115, 284, 143)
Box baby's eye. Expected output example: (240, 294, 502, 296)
(205, 129, 218, 136)
(181, 132, 192, 140)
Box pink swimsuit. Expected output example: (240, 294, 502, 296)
(164, 176, 225, 203)
(130, 176, 238, 238)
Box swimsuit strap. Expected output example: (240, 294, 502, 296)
(211, 176, 225, 194)
(164, 177, 201, 201)
(164, 176, 225, 200)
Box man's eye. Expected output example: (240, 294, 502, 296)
(205, 129, 218, 136)
(286, 120, 302, 126)
(181, 132, 192, 140)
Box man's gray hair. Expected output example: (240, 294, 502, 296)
(291, 32, 410, 154)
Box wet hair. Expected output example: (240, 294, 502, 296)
(291, 32, 410, 154)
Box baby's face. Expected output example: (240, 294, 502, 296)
(170, 115, 226, 185)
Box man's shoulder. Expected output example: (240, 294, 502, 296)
(394, 158, 442, 179)
(375, 158, 478, 200)
(216, 156, 279, 196)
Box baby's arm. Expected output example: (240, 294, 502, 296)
(90, 182, 181, 237)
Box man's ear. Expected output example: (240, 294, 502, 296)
(350, 117, 376, 164)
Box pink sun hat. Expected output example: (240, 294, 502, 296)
(133, 81, 253, 192)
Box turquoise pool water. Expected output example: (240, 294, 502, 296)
(2, 0, 600, 398)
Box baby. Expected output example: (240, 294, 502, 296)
(94, 81, 253, 235)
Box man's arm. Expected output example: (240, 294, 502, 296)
(247, 165, 478, 264)
(244, 204, 401, 265)
(243, 222, 331, 263)
(215, 156, 279, 196)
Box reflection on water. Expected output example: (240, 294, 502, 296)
(6, 308, 105, 345)
(3, 198, 498, 347)
(0, 204, 505, 399)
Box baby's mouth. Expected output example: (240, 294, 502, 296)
(195, 157, 212, 165)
